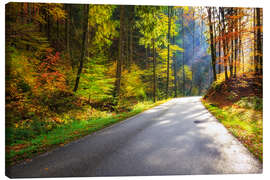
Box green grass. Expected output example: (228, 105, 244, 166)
(6, 99, 169, 166)
(202, 99, 263, 162)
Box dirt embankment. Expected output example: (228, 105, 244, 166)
(203, 73, 262, 107)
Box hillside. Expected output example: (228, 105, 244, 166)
(202, 73, 263, 161)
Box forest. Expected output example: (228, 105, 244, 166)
(5, 3, 263, 165)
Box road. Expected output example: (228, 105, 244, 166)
(6, 97, 262, 177)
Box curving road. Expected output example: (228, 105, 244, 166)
(6, 97, 262, 177)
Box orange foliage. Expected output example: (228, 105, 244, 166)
(34, 49, 67, 92)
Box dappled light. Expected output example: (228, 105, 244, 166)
(5, 2, 262, 177)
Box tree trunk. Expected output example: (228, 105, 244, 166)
(129, 24, 133, 66)
(166, 6, 171, 99)
(207, 7, 217, 81)
(229, 35, 233, 78)
(152, 39, 157, 102)
(65, 5, 70, 53)
(114, 5, 124, 99)
(256, 8, 262, 75)
(233, 9, 238, 78)
(47, 4, 50, 40)
(21, 3, 24, 24)
(221, 8, 228, 80)
(189, 9, 195, 96)
(182, 8, 185, 96)
(27, 3, 31, 23)
(218, 9, 222, 74)
(173, 32, 177, 97)
(73, 4, 89, 92)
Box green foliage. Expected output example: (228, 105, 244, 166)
(88, 5, 118, 48)
(177, 65, 192, 80)
(5, 3, 214, 165)
(136, 6, 167, 48)
(235, 96, 263, 111)
(121, 64, 147, 100)
(76, 56, 114, 101)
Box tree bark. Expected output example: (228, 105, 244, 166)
(173, 36, 177, 97)
(256, 8, 262, 75)
(166, 6, 171, 99)
(207, 7, 217, 81)
(114, 5, 124, 99)
(47, 4, 50, 40)
(220, 8, 228, 80)
(152, 39, 157, 102)
(73, 4, 89, 92)
(182, 8, 186, 96)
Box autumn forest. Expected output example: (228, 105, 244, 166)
(5, 3, 263, 166)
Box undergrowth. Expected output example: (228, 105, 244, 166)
(6, 99, 169, 166)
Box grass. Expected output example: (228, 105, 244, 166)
(202, 98, 263, 162)
(6, 99, 170, 166)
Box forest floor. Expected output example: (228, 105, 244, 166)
(6, 99, 170, 166)
(202, 72, 263, 162)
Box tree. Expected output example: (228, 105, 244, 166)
(114, 5, 124, 99)
(166, 6, 172, 98)
(207, 7, 217, 81)
(255, 8, 262, 75)
(73, 4, 89, 92)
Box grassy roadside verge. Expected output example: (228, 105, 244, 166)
(201, 98, 262, 162)
(6, 99, 170, 166)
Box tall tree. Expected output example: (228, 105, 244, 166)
(152, 38, 157, 102)
(207, 7, 217, 81)
(220, 7, 228, 80)
(114, 5, 124, 99)
(166, 6, 172, 98)
(181, 8, 186, 95)
(73, 4, 89, 92)
(256, 8, 262, 75)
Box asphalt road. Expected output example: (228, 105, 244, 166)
(6, 97, 262, 177)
